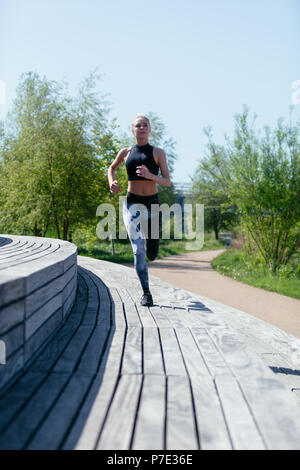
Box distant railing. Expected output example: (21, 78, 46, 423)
(173, 182, 194, 198)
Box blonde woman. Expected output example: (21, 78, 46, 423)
(108, 114, 171, 306)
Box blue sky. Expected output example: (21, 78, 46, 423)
(1, 0, 299, 182)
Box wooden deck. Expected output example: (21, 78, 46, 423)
(0, 235, 77, 391)
(1, 255, 300, 450)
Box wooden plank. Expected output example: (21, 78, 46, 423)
(76, 272, 88, 303)
(191, 328, 234, 378)
(0, 347, 24, 393)
(76, 325, 111, 375)
(52, 325, 95, 373)
(62, 251, 77, 273)
(214, 374, 265, 450)
(175, 328, 210, 378)
(78, 269, 110, 325)
(149, 306, 172, 328)
(187, 306, 222, 329)
(166, 375, 198, 450)
(63, 329, 125, 449)
(87, 271, 111, 314)
(292, 389, 300, 402)
(75, 271, 100, 326)
(0, 360, 42, 412)
(195, 329, 295, 448)
(84, 284, 99, 312)
(97, 374, 142, 450)
(99, 328, 126, 376)
(61, 272, 77, 305)
(63, 370, 119, 450)
(135, 302, 157, 328)
(25, 265, 76, 316)
(109, 288, 126, 330)
(184, 309, 206, 328)
(117, 287, 136, 305)
(24, 307, 63, 363)
(62, 285, 77, 319)
(0, 238, 21, 250)
(79, 271, 99, 314)
(0, 272, 25, 309)
(123, 289, 157, 327)
(0, 242, 57, 270)
(237, 376, 300, 450)
(158, 327, 186, 376)
(0, 323, 24, 358)
(97, 299, 111, 328)
(259, 353, 300, 391)
(29, 277, 85, 373)
(143, 327, 165, 375)
(16, 254, 65, 295)
(80, 309, 99, 326)
(131, 375, 166, 450)
(26, 371, 92, 450)
(0, 371, 71, 450)
(190, 375, 232, 450)
(169, 301, 188, 309)
(0, 241, 42, 261)
(25, 292, 63, 340)
(161, 306, 190, 329)
(121, 326, 142, 375)
(208, 326, 278, 381)
(118, 288, 141, 327)
(29, 316, 81, 373)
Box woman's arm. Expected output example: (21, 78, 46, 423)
(108, 147, 129, 193)
(136, 148, 171, 187)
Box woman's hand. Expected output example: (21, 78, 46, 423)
(110, 180, 121, 194)
(136, 165, 152, 179)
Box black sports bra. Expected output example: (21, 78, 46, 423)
(125, 143, 159, 181)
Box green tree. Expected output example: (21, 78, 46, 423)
(0, 71, 117, 241)
(192, 126, 238, 239)
(227, 108, 300, 271)
(195, 107, 300, 271)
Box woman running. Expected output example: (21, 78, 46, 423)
(108, 114, 171, 306)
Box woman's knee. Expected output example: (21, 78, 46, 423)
(132, 238, 146, 257)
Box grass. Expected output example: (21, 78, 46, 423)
(77, 232, 226, 264)
(211, 248, 300, 300)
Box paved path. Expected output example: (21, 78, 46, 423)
(144, 250, 300, 339)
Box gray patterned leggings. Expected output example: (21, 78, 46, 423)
(123, 192, 160, 292)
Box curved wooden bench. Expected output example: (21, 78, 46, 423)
(1, 244, 300, 450)
(0, 235, 77, 392)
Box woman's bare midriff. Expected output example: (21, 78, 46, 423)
(125, 147, 159, 196)
(127, 180, 158, 196)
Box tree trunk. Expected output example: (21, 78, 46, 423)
(110, 233, 115, 256)
(42, 223, 49, 238)
(33, 223, 42, 237)
(63, 219, 70, 241)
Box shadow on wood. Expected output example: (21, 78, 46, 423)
(0, 266, 117, 450)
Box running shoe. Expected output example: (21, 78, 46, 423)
(140, 292, 154, 307)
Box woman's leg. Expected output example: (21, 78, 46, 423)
(146, 203, 161, 261)
(123, 201, 150, 293)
